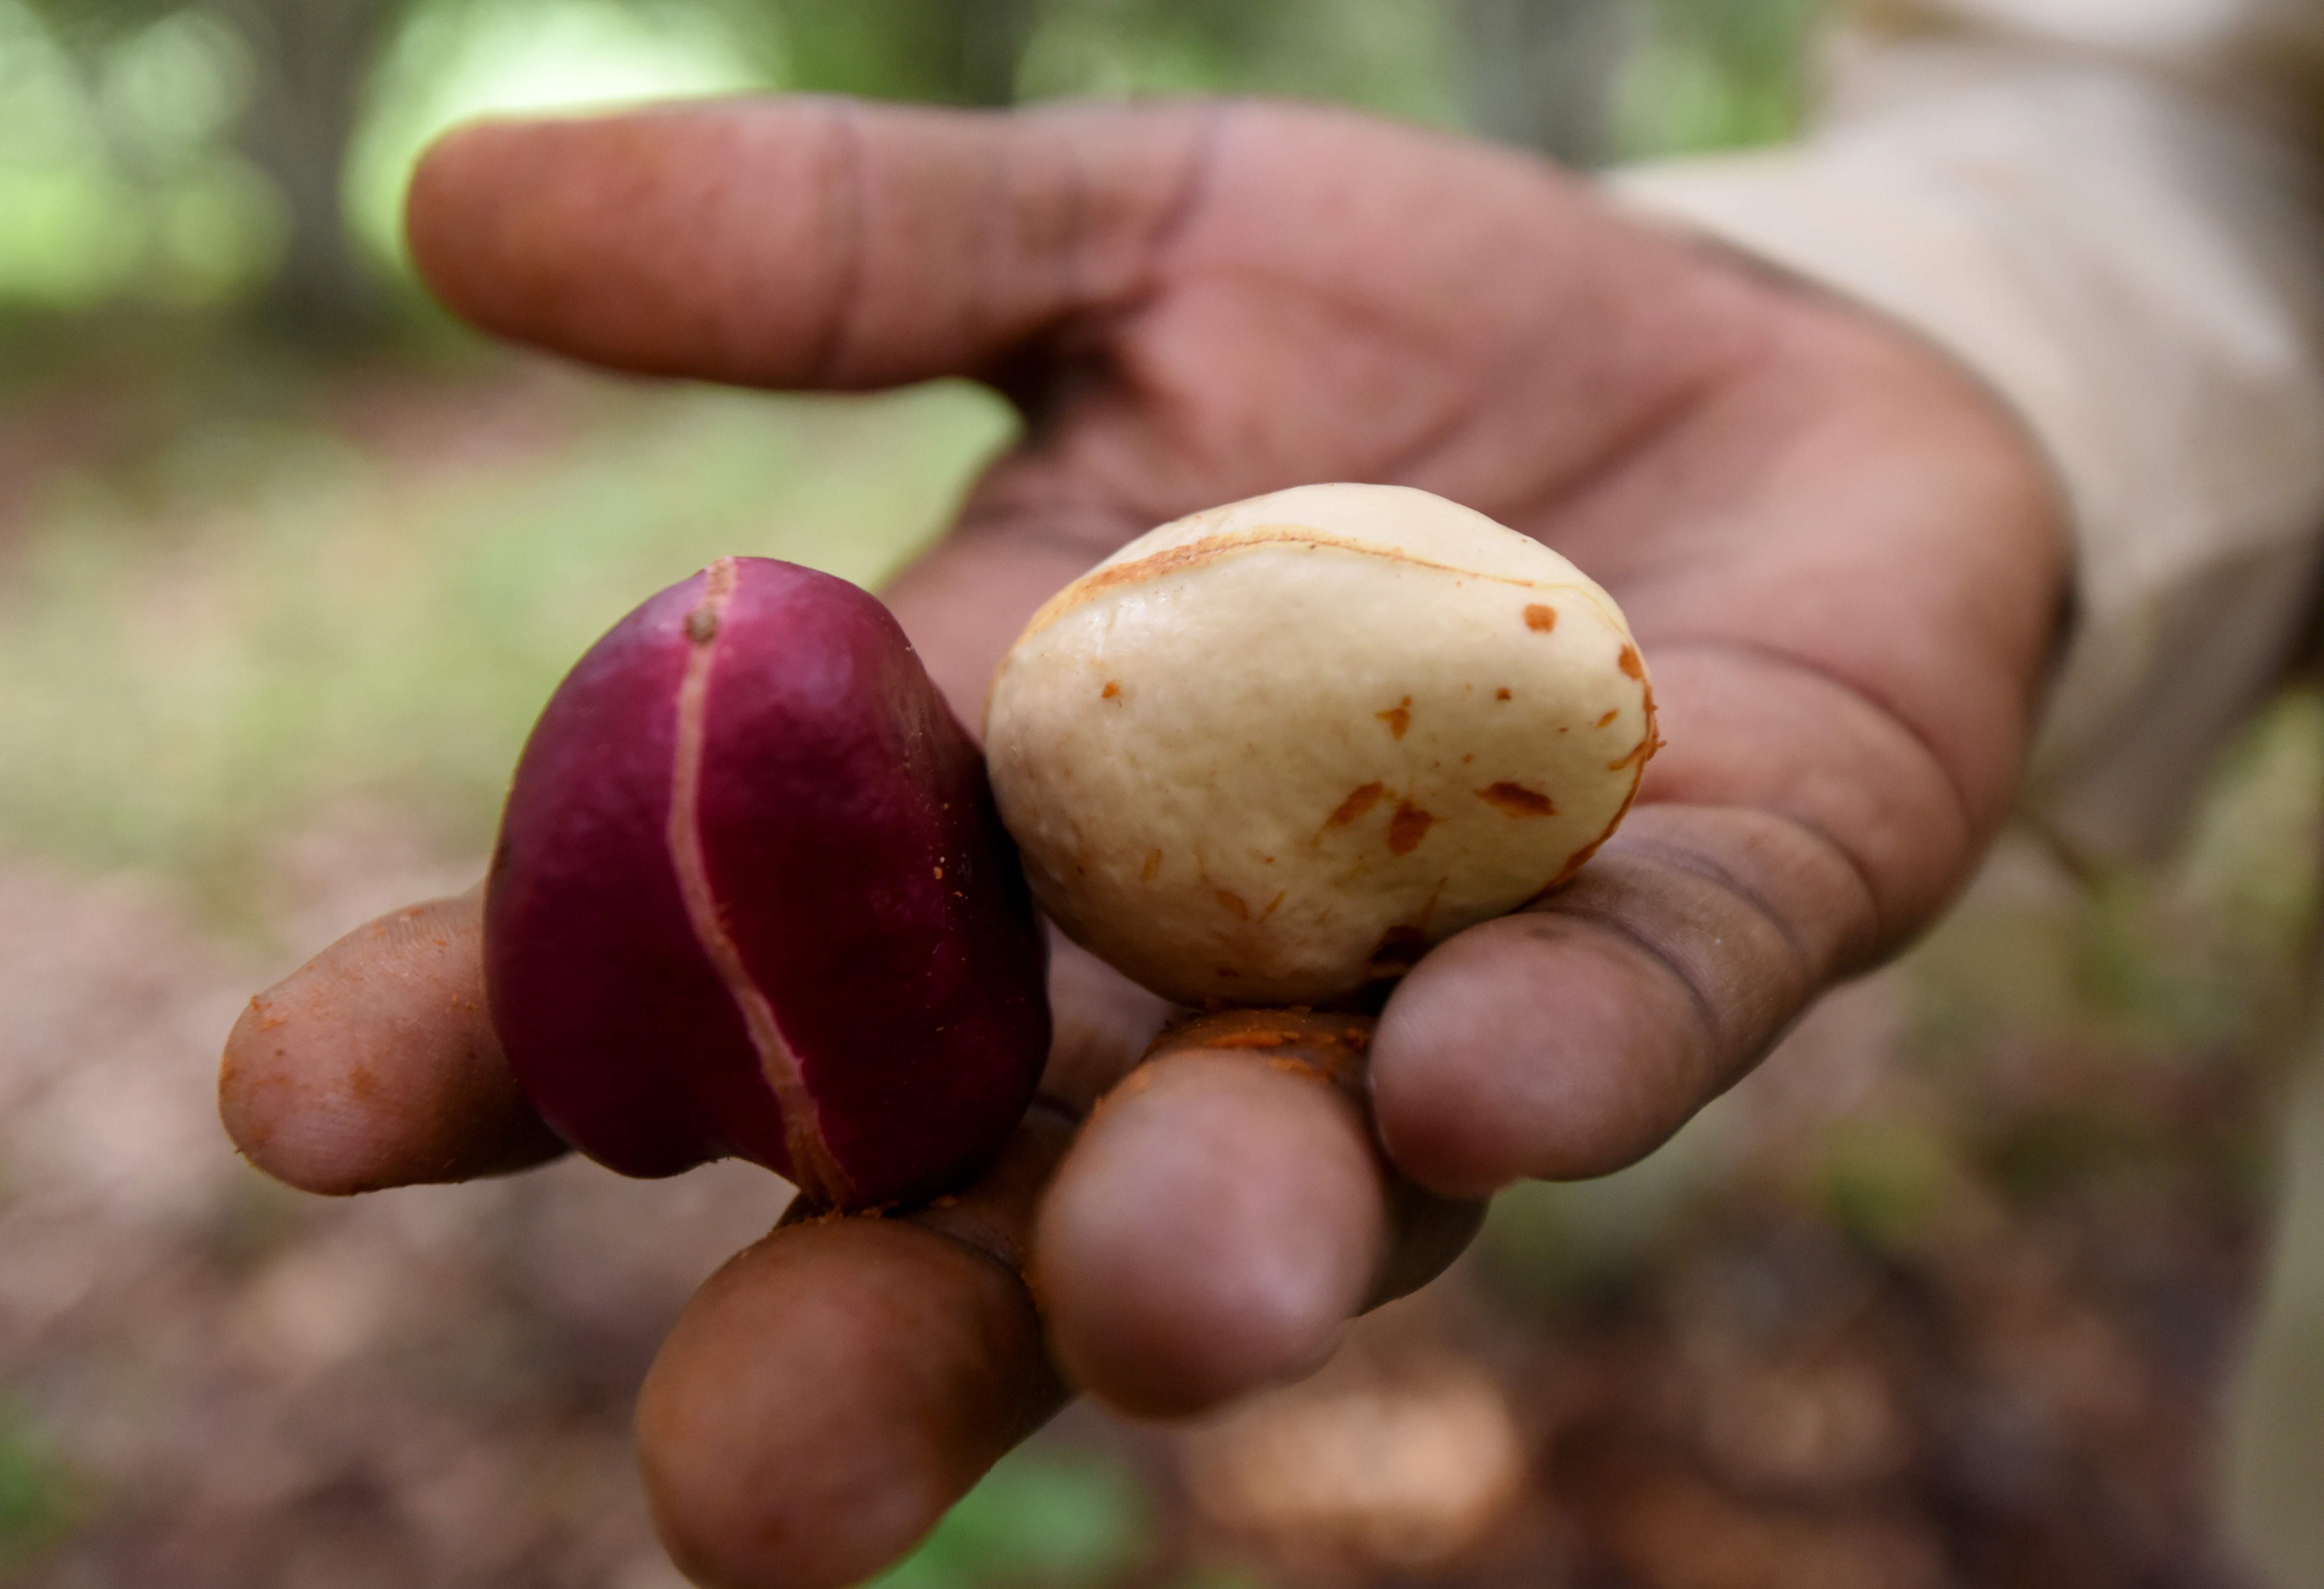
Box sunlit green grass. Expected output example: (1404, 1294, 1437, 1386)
(0, 1406, 77, 1573)
(869, 1446, 1149, 1589)
(0, 365, 1012, 929)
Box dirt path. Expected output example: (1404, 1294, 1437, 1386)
(0, 849, 786, 1587)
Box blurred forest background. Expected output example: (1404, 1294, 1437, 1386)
(2, 1, 2320, 1587)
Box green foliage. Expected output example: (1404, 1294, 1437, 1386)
(2, 0, 1822, 321)
(2179, 687, 2324, 971)
(343, 0, 768, 267)
(760, 0, 1032, 105)
(1613, 0, 1823, 158)
(1169, 1570, 1273, 1589)
(1912, 691, 2324, 1068)
(0, 1, 282, 309)
(1474, 1107, 1728, 1308)
(867, 1445, 1149, 1589)
(1015, 0, 1461, 125)
(0, 1410, 78, 1570)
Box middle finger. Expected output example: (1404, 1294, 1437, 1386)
(1035, 1011, 1485, 1419)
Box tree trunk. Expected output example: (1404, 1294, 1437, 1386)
(771, 0, 1041, 106)
(1455, 0, 1635, 166)
(209, 0, 405, 338)
(949, 0, 1039, 104)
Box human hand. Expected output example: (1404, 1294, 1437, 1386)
(219, 99, 2063, 1589)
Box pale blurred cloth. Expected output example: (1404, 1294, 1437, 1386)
(1619, 0, 2324, 865)
(1612, 3, 2324, 1582)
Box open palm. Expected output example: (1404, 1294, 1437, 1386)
(221, 99, 2062, 1589)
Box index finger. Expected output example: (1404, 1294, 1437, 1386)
(219, 887, 567, 1194)
(406, 98, 1216, 390)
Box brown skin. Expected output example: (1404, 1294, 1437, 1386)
(1037, 1011, 1482, 1420)
(219, 886, 564, 1194)
(642, 1106, 1072, 1589)
(218, 99, 2064, 1588)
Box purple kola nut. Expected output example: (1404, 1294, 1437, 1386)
(485, 556, 1051, 1211)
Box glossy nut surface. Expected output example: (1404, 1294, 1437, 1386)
(985, 483, 1656, 1007)
(487, 556, 1049, 1209)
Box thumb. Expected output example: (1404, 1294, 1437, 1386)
(406, 97, 1218, 390)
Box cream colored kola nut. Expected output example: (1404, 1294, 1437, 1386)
(984, 483, 1659, 1008)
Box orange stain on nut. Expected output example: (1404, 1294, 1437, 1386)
(1214, 889, 1251, 921)
(1618, 645, 1643, 680)
(1538, 756, 1650, 896)
(1495, 687, 1512, 701)
(1101, 680, 1121, 700)
(1596, 709, 1618, 729)
(1608, 733, 1663, 772)
(1377, 697, 1412, 739)
(1477, 782, 1557, 817)
(1327, 782, 1387, 828)
(1524, 604, 1558, 632)
(1140, 850, 1162, 882)
(1386, 801, 1437, 855)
